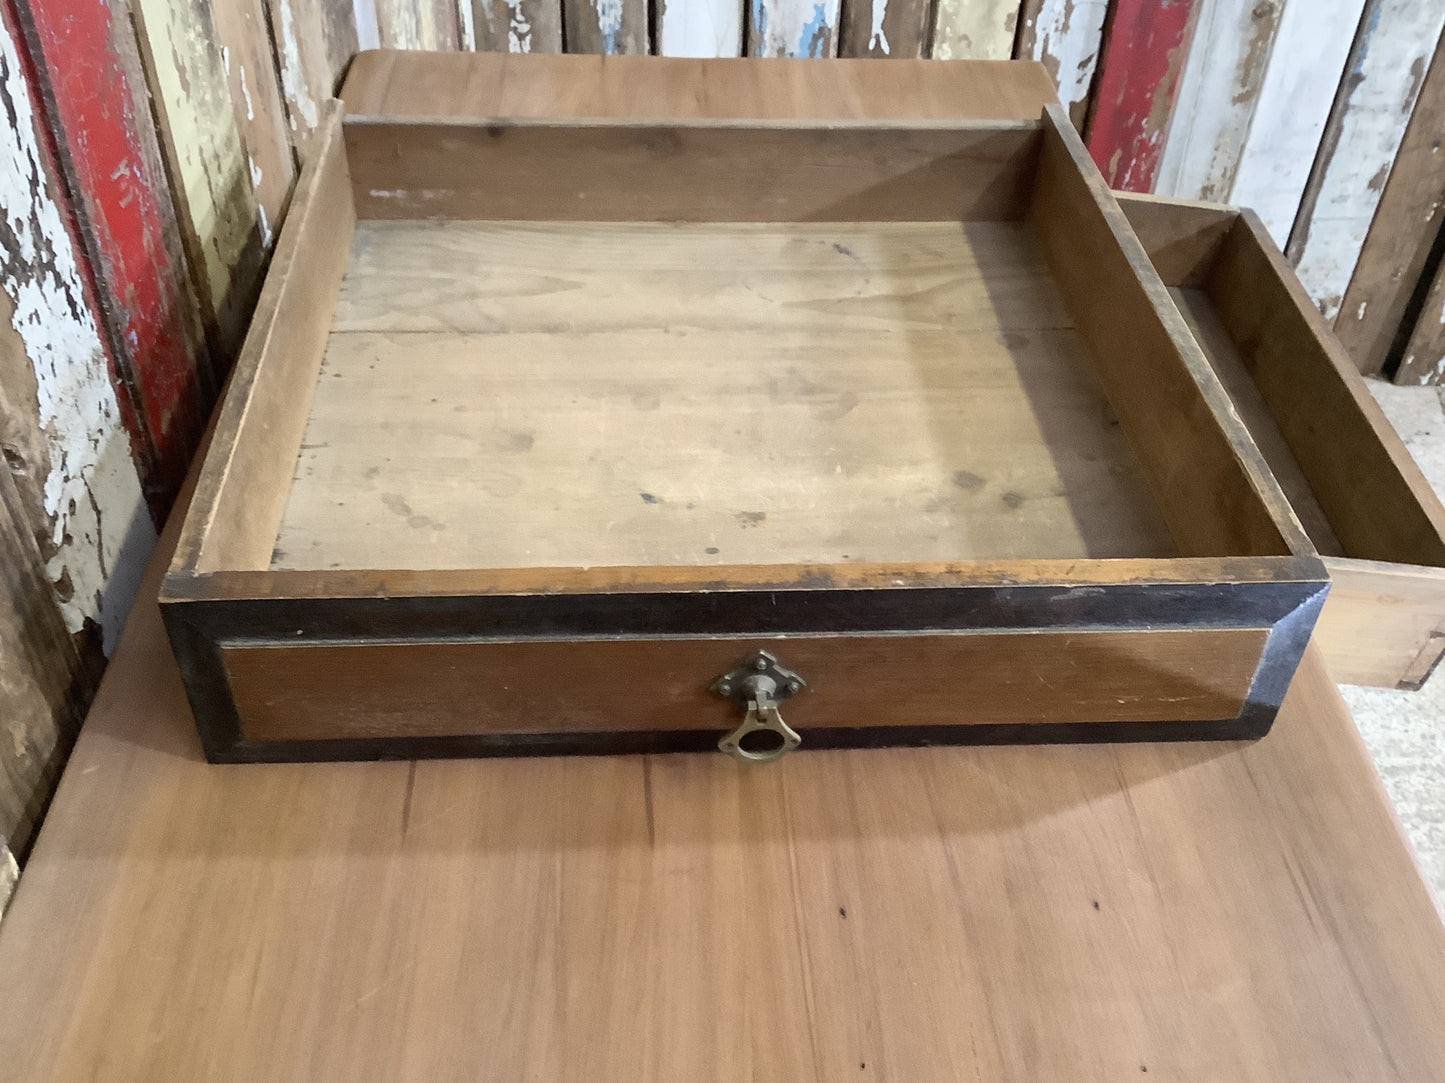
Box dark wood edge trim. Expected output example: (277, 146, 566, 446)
(205, 714, 1277, 764)
(161, 576, 1328, 640)
(1241, 584, 1329, 716)
(165, 590, 1322, 764)
(160, 554, 1328, 603)
(160, 605, 245, 762)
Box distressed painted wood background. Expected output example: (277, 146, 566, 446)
(2, 0, 1445, 897)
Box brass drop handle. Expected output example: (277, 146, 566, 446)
(711, 650, 806, 763)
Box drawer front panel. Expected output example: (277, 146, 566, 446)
(222, 628, 1269, 743)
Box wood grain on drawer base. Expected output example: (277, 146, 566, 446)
(221, 628, 1270, 743)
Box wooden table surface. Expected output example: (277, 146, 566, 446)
(1, 54, 1443, 1081)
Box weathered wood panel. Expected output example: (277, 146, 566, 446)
(931, 0, 1018, 60)
(658, 0, 742, 55)
(564, 0, 649, 52)
(1288, 3, 1445, 320)
(839, 0, 929, 58)
(210, 0, 297, 242)
(0, 9, 156, 653)
(267, 0, 359, 152)
(1153, 0, 1284, 202)
(1085, 0, 1201, 192)
(375, 0, 461, 48)
(0, 3, 146, 867)
(0, 451, 90, 864)
(1016, 0, 1109, 126)
(129, 0, 266, 363)
(1229, 0, 1368, 245)
(10, 0, 210, 510)
(747, 0, 841, 56)
(1395, 257, 1445, 385)
(1336, 36, 1445, 376)
(471, 0, 565, 51)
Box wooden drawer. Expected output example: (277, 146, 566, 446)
(1121, 194, 1445, 690)
(159, 102, 1326, 762)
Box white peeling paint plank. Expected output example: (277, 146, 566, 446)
(1288, 3, 1445, 320)
(933, 0, 1020, 60)
(748, 0, 841, 57)
(1154, 0, 1285, 201)
(472, 0, 564, 50)
(267, 0, 359, 153)
(1228, 0, 1367, 245)
(1336, 37, 1445, 376)
(660, 0, 743, 56)
(0, 22, 155, 649)
(1016, 0, 1109, 125)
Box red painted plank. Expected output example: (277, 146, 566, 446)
(1086, 0, 1200, 192)
(9, 0, 211, 513)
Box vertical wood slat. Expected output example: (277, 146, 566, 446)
(0, 1, 157, 652)
(9, 0, 210, 510)
(1287, 3, 1445, 321)
(473, 0, 565, 50)
(374, 0, 463, 48)
(128, 0, 268, 363)
(1152, 0, 1284, 202)
(1015, 0, 1109, 127)
(0, 461, 91, 865)
(747, 0, 841, 56)
(564, 0, 650, 52)
(839, 0, 931, 58)
(266, 0, 360, 152)
(658, 0, 742, 54)
(1228, 0, 1367, 245)
(1084, 0, 1201, 192)
(210, 0, 298, 244)
(930, 0, 1018, 60)
(1395, 258, 1445, 386)
(1336, 34, 1445, 376)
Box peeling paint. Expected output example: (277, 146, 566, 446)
(750, 0, 837, 56)
(1289, 1, 1445, 312)
(0, 27, 154, 650)
(133, 0, 264, 358)
(1231, 0, 1366, 244)
(1024, 0, 1109, 113)
(237, 57, 255, 122)
(868, 0, 888, 54)
(458, 0, 478, 47)
(510, 5, 536, 52)
(1154, 0, 1284, 200)
(597, 0, 624, 52)
(275, 0, 320, 134)
(934, 0, 1019, 61)
(658, 0, 740, 54)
